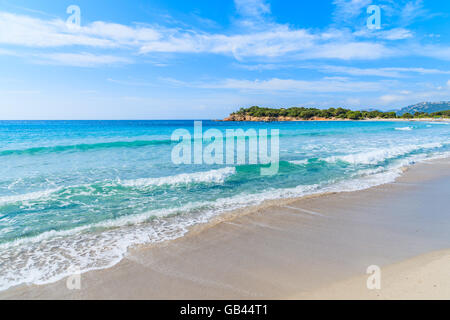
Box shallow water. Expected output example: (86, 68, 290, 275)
(0, 120, 449, 290)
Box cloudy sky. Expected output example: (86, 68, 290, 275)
(0, 0, 449, 119)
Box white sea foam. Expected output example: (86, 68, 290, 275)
(289, 159, 309, 165)
(325, 142, 443, 165)
(288, 143, 444, 166)
(121, 167, 236, 187)
(0, 168, 236, 207)
(0, 150, 449, 292)
(395, 127, 413, 131)
(0, 188, 62, 206)
(426, 122, 449, 125)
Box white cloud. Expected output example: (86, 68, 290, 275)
(84, 21, 160, 43)
(298, 42, 393, 60)
(386, 67, 450, 75)
(0, 3, 448, 66)
(139, 26, 319, 58)
(355, 28, 413, 40)
(419, 45, 450, 61)
(0, 10, 395, 61)
(318, 65, 404, 77)
(234, 0, 271, 17)
(381, 28, 413, 40)
(236, 63, 450, 78)
(316, 65, 450, 77)
(234, 63, 282, 71)
(0, 48, 18, 56)
(146, 74, 386, 93)
(199, 77, 383, 93)
(380, 94, 405, 103)
(38, 53, 132, 67)
(236, 64, 450, 78)
(0, 11, 162, 48)
(379, 83, 450, 106)
(0, 12, 115, 47)
(399, 0, 428, 25)
(447, 80, 450, 87)
(332, 0, 372, 23)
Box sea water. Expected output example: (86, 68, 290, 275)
(0, 120, 449, 290)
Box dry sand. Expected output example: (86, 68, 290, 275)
(1, 158, 449, 300)
(298, 249, 450, 300)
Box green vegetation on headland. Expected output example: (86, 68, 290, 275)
(224, 106, 450, 121)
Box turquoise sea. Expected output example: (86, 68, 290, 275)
(0, 120, 449, 290)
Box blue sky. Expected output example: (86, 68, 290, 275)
(0, 0, 449, 119)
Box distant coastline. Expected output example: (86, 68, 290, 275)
(223, 106, 450, 122)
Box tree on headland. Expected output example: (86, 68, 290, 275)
(402, 113, 413, 119)
(227, 106, 450, 121)
(346, 111, 363, 120)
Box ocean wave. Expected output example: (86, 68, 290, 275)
(0, 130, 355, 157)
(0, 150, 449, 292)
(426, 122, 449, 125)
(288, 159, 309, 165)
(2, 152, 442, 252)
(324, 142, 443, 165)
(0, 188, 62, 206)
(0, 168, 236, 206)
(0, 182, 322, 291)
(0, 139, 175, 156)
(287, 143, 445, 166)
(121, 167, 236, 187)
(395, 127, 413, 131)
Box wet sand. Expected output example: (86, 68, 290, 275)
(1, 158, 449, 299)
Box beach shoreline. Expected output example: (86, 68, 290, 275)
(1, 157, 449, 300)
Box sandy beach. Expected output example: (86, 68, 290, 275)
(3, 0, 450, 306)
(1, 158, 449, 300)
(300, 249, 450, 299)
